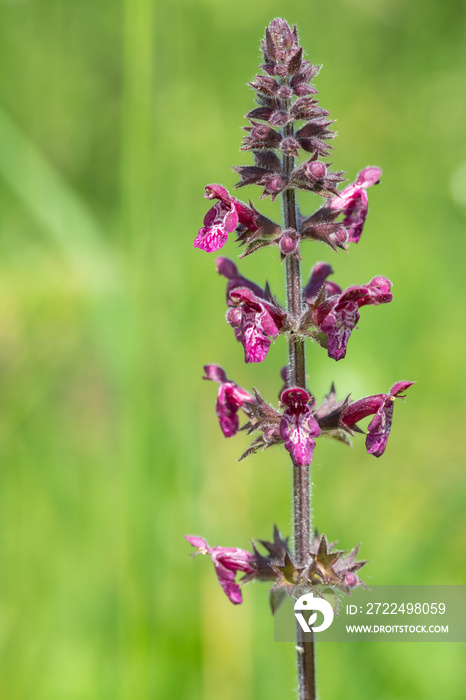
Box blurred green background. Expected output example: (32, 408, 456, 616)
(0, 0, 465, 698)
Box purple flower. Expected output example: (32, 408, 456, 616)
(342, 381, 414, 457)
(330, 166, 382, 243)
(229, 287, 284, 363)
(194, 200, 238, 252)
(185, 535, 256, 605)
(203, 364, 254, 437)
(217, 257, 286, 363)
(194, 184, 258, 253)
(280, 387, 321, 467)
(306, 263, 393, 360)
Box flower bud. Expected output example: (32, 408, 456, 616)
(280, 137, 300, 156)
(305, 160, 327, 180)
(279, 229, 299, 256)
(345, 572, 358, 588)
(264, 174, 287, 196)
(277, 85, 292, 100)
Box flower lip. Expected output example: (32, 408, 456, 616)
(194, 200, 239, 253)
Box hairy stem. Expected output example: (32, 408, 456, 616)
(282, 131, 315, 700)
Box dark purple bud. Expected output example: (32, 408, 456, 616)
(293, 83, 318, 96)
(242, 122, 283, 151)
(268, 110, 290, 127)
(268, 18, 295, 58)
(287, 47, 303, 76)
(291, 99, 328, 121)
(246, 106, 274, 121)
(249, 75, 279, 96)
(264, 174, 288, 196)
(274, 64, 288, 78)
(291, 62, 321, 86)
(279, 229, 299, 257)
(305, 160, 327, 180)
(277, 85, 292, 100)
(280, 137, 300, 156)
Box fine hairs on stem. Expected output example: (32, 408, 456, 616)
(186, 18, 413, 700)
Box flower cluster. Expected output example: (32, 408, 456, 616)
(216, 256, 392, 363)
(194, 165, 380, 256)
(186, 526, 366, 605)
(203, 364, 413, 466)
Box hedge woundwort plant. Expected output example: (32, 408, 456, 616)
(186, 19, 413, 700)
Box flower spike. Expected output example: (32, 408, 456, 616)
(190, 25, 413, 699)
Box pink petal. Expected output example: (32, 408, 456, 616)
(280, 388, 321, 467)
(321, 300, 360, 361)
(242, 320, 271, 363)
(194, 225, 229, 253)
(366, 400, 394, 457)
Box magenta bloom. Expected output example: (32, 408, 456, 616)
(194, 184, 258, 253)
(203, 365, 253, 437)
(280, 387, 321, 467)
(330, 166, 382, 243)
(307, 263, 393, 360)
(194, 200, 238, 252)
(185, 535, 255, 605)
(217, 257, 285, 363)
(342, 381, 414, 457)
(229, 287, 284, 363)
